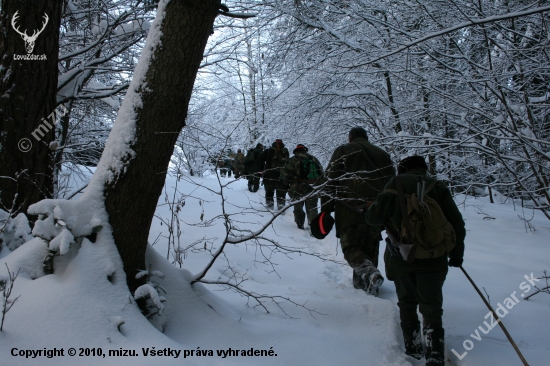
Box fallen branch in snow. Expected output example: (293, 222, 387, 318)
(189, 173, 340, 286)
(197, 277, 323, 319)
(155, 150, 350, 317)
(460, 266, 529, 366)
(524, 270, 550, 300)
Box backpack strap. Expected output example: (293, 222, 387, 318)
(424, 180, 437, 194)
(395, 176, 413, 239)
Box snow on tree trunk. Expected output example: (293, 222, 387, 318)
(84, 0, 221, 295)
(0, 1, 63, 216)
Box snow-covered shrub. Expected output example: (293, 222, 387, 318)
(28, 200, 104, 274)
(134, 266, 166, 321)
(0, 210, 33, 252)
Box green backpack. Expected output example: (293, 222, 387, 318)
(385, 178, 456, 260)
(298, 156, 321, 181)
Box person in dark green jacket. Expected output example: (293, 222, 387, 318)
(243, 143, 264, 192)
(321, 127, 395, 295)
(259, 139, 289, 210)
(365, 155, 465, 366)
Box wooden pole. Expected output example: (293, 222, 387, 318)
(460, 266, 529, 366)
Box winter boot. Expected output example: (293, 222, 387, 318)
(352, 272, 362, 289)
(366, 271, 384, 296)
(296, 220, 304, 229)
(424, 325, 445, 366)
(401, 321, 423, 360)
(353, 259, 383, 295)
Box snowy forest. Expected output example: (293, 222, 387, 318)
(0, 0, 549, 365)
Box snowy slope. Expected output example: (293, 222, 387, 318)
(0, 173, 549, 366)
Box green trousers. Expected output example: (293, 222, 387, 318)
(246, 174, 260, 191)
(289, 189, 318, 225)
(339, 223, 382, 268)
(387, 251, 448, 328)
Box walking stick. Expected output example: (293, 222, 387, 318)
(460, 266, 529, 366)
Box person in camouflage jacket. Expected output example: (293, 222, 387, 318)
(365, 155, 465, 366)
(233, 149, 245, 178)
(321, 127, 395, 296)
(282, 144, 324, 229)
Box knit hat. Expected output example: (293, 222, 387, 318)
(293, 144, 308, 154)
(398, 155, 427, 175)
(310, 212, 335, 240)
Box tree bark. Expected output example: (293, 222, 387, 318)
(102, 0, 220, 294)
(0, 1, 62, 215)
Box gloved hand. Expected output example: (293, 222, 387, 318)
(448, 257, 463, 267)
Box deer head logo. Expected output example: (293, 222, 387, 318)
(11, 11, 49, 54)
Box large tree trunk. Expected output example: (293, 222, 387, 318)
(0, 1, 62, 216)
(97, 0, 220, 294)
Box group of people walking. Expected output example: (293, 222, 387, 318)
(231, 127, 465, 366)
(238, 139, 323, 230)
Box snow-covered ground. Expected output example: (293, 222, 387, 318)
(0, 173, 549, 365)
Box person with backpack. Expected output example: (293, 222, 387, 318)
(259, 139, 289, 210)
(320, 127, 395, 296)
(282, 144, 324, 229)
(243, 143, 264, 192)
(365, 155, 465, 366)
(233, 149, 245, 179)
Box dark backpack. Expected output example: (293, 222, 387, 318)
(268, 147, 287, 170)
(385, 177, 456, 260)
(244, 149, 255, 165)
(234, 153, 245, 165)
(298, 156, 321, 181)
